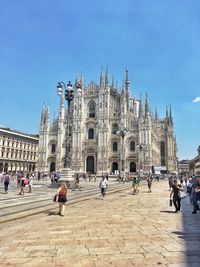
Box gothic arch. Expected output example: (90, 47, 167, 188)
(88, 128, 94, 139)
(112, 162, 118, 174)
(130, 162, 136, 173)
(86, 156, 94, 174)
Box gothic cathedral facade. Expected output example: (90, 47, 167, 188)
(37, 67, 178, 175)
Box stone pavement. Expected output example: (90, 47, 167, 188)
(0, 180, 200, 267)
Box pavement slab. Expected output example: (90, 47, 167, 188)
(0, 180, 200, 266)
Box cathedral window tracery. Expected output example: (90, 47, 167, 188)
(88, 100, 96, 118)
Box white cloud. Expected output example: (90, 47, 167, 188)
(192, 97, 200, 103)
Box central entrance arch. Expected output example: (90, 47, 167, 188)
(112, 162, 118, 174)
(86, 156, 94, 174)
(50, 162, 56, 172)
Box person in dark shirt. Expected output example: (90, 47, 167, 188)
(170, 179, 184, 213)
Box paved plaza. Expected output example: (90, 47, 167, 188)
(0, 179, 200, 267)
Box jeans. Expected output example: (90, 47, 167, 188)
(4, 182, 9, 192)
(173, 196, 181, 211)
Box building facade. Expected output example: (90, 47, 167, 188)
(189, 146, 200, 176)
(0, 127, 39, 173)
(178, 160, 190, 175)
(37, 68, 178, 175)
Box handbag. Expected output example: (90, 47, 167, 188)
(53, 194, 58, 202)
(169, 199, 172, 207)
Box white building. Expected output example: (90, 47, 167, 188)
(37, 67, 178, 175)
(0, 127, 38, 172)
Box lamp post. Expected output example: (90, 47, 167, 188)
(137, 144, 146, 177)
(56, 81, 82, 187)
(116, 129, 127, 181)
(57, 81, 74, 168)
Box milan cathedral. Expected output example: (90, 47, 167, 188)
(37, 67, 178, 175)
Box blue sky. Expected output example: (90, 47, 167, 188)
(0, 0, 200, 159)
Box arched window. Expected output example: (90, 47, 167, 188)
(51, 144, 56, 153)
(88, 128, 94, 139)
(113, 142, 118, 151)
(130, 141, 135, 151)
(88, 101, 96, 118)
(112, 123, 119, 134)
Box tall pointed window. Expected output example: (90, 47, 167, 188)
(130, 141, 135, 151)
(113, 142, 118, 151)
(88, 101, 96, 118)
(88, 128, 94, 139)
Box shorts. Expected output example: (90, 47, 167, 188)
(101, 188, 106, 195)
(58, 194, 67, 203)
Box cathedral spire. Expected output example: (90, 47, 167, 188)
(105, 65, 109, 87)
(100, 66, 104, 89)
(112, 75, 115, 88)
(145, 93, 150, 116)
(133, 96, 137, 115)
(169, 105, 173, 124)
(155, 106, 158, 121)
(122, 80, 125, 95)
(80, 72, 84, 88)
(166, 105, 169, 118)
(139, 93, 143, 118)
(75, 73, 79, 86)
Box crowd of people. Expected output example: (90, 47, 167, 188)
(168, 174, 200, 214)
(1, 169, 200, 217)
(0, 171, 50, 195)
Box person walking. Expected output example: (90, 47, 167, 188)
(132, 176, 140, 194)
(147, 176, 153, 193)
(74, 174, 81, 191)
(170, 179, 184, 213)
(99, 176, 108, 200)
(191, 177, 200, 214)
(28, 174, 33, 193)
(57, 182, 68, 216)
(3, 172, 10, 194)
(19, 175, 26, 195)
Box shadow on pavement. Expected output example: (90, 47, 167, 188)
(173, 197, 200, 265)
(160, 210, 175, 213)
(46, 211, 59, 216)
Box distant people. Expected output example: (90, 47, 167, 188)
(74, 174, 81, 191)
(170, 180, 184, 213)
(191, 177, 200, 214)
(168, 176, 173, 191)
(99, 176, 108, 200)
(147, 176, 153, 193)
(57, 182, 68, 216)
(28, 175, 33, 193)
(94, 172, 97, 182)
(19, 175, 28, 195)
(16, 172, 22, 188)
(3, 172, 10, 194)
(132, 176, 140, 194)
(37, 171, 41, 181)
